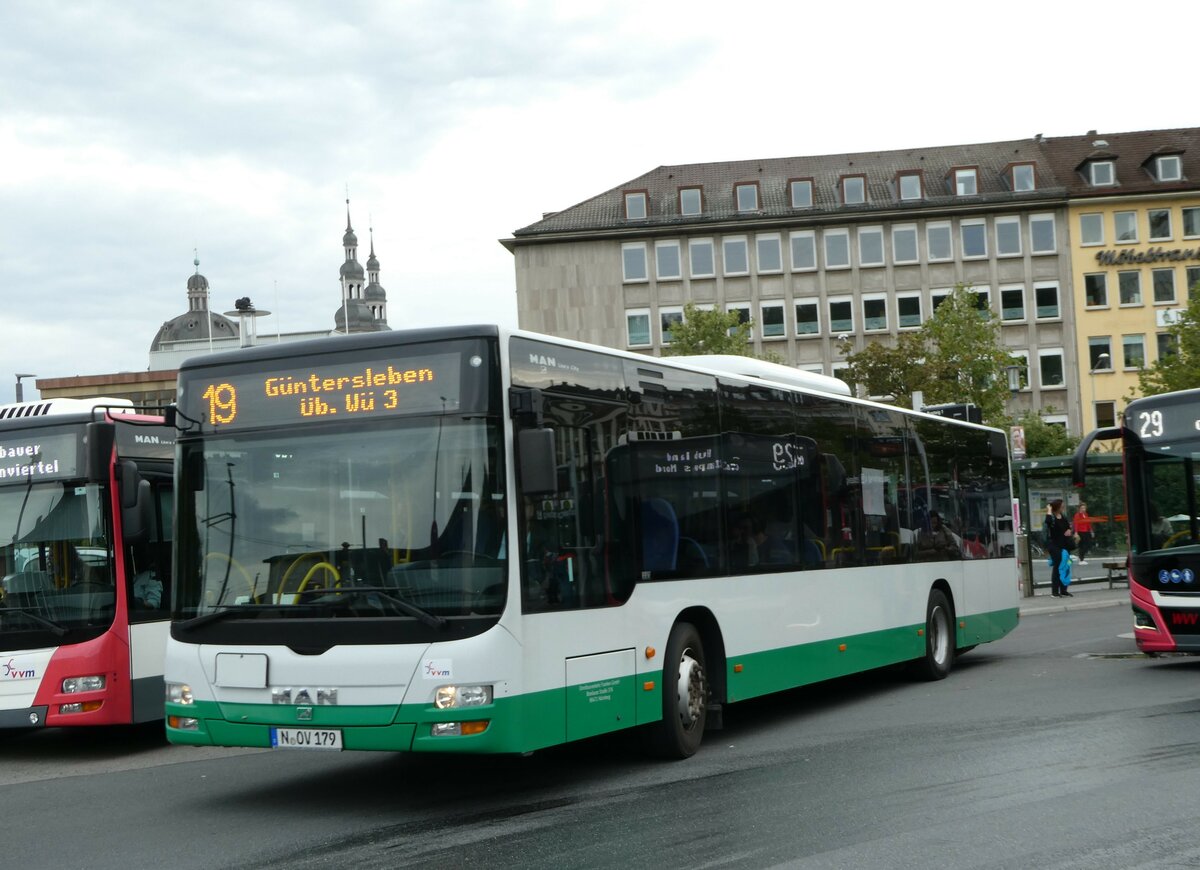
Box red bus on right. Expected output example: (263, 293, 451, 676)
(1076, 387, 1200, 654)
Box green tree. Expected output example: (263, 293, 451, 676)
(1010, 408, 1079, 458)
(841, 284, 1016, 422)
(1137, 288, 1200, 396)
(661, 303, 752, 357)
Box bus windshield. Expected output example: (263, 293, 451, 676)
(0, 479, 115, 636)
(1128, 438, 1200, 554)
(174, 417, 507, 620)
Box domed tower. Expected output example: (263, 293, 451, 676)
(150, 256, 239, 351)
(363, 226, 388, 326)
(333, 200, 389, 333)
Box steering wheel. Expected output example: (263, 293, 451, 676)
(203, 552, 255, 601)
(295, 562, 341, 595)
(1163, 530, 1191, 549)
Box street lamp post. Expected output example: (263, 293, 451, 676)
(14, 373, 36, 403)
(1089, 352, 1111, 430)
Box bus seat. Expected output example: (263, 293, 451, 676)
(641, 498, 679, 573)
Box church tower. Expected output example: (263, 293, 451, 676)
(364, 226, 388, 326)
(333, 200, 389, 333)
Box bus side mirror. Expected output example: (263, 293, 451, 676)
(518, 428, 557, 495)
(118, 460, 153, 544)
(1071, 426, 1121, 486)
(85, 422, 116, 484)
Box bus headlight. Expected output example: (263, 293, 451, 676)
(166, 682, 194, 705)
(434, 684, 493, 709)
(62, 675, 106, 693)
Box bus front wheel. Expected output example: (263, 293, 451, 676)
(915, 588, 954, 681)
(649, 621, 708, 759)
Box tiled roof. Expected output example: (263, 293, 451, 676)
(508, 128, 1200, 241)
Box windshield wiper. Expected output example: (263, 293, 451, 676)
(312, 586, 448, 629)
(175, 603, 296, 632)
(1, 607, 68, 636)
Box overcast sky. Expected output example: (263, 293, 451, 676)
(2, 0, 1195, 403)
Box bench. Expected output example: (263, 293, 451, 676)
(1103, 560, 1128, 589)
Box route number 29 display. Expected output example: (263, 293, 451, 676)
(1137, 409, 1164, 438)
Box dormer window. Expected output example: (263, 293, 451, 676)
(1010, 163, 1036, 192)
(624, 191, 647, 220)
(841, 175, 866, 205)
(789, 178, 813, 208)
(897, 172, 923, 201)
(1156, 154, 1182, 182)
(1089, 161, 1115, 186)
(735, 182, 760, 212)
(953, 168, 978, 196)
(679, 187, 703, 216)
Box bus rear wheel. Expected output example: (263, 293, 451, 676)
(649, 622, 708, 759)
(915, 588, 954, 681)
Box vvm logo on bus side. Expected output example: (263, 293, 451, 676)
(2, 659, 38, 680)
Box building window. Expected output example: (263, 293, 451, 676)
(927, 223, 952, 261)
(824, 229, 850, 269)
(1119, 271, 1142, 305)
(895, 293, 921, 329)
(722, 237, 749, 275)
(1090, 161, 1115, 186)
(892, 225, 918, 264)
(1183, 207, 1200, 238)
(1152, 268, 1176, 303)
(1158, 332, 1177, 360)
(622, 243, 647, 282)
(655, 241, 681, 280)
(930, 288, 951, 312)
(624, 191, 647, 220)
(1123, 334, 1146, 369)
(660, 307, 684, 345)
(841, 175, 866, 205)
(862, 294, 888, 331)
(858, 226, 884, 267)
(790, 179, 813, 208)
(898, 173, 922, 201)
(1035, 283, 1060, 319)
(626, 309, 651, 347)
(689, 239, 715, 277)
(1095, 401, 1117, 428)
(735, 183, 759, 212)
(1080, 213, 1104, 246)
(1189, 266, 1200, 297)
(795, 300, 820, 336)
(954, 168, 978, 196)
(1038, 349, 1065, 388)
(1030, 214, 1056, 254)
(1115, 211, 1138, 243)
(1149, 209, 1173, 241)
(760, 302, 785, 338)
(790, 231, 817, 271)
(828, 297, 854, 334)
(1084, 273, 1108, 308)
(1011, 163, 1036, 191)
(679, 187, 703, 216)
(1000, 285, 1025, 321)
(961, 220, 987, 258)
(756, 234, 782, 273)
(1088, 336, 1113, 370)
(972, 288, 992, 317)
(1156, 154, 1182, 182)
(726, 304, 751, 338)
(995, 216, 1021, 257)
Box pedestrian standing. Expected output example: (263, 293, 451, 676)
(1073, 501, 1094, 565)
(1045, 499, 1076, 597)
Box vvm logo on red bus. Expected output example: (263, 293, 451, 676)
(2, 658, 39, 680)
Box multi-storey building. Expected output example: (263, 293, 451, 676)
(504, 127, 1200, 434)
(1041, 128, 1200, 430)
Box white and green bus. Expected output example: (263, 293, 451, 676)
(165, 325, 1017, 757)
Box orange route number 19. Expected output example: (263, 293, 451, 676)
(202, 383, 238, 425)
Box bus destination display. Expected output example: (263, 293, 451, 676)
(0, 432, 79, 482)
(187, 353, 463, 429)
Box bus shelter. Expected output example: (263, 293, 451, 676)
(1012, 453, 1126, 596)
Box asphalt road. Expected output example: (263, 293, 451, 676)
(5, 601, 1200, 869)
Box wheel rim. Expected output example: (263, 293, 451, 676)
(930, 604, 950, 665)
(676, 648, 706, 729)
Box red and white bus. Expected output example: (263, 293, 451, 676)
(0, 399, 174, 728)
(1076, 387, 1200, 653)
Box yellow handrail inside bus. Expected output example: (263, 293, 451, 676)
(295, 562, 341, 594)
(203, 552, 255, 600)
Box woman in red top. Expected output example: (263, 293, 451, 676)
(1073, 501, 1094, 564)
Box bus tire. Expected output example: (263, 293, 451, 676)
(916, 588, 954, 681)
(649, 622, 708, 759)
